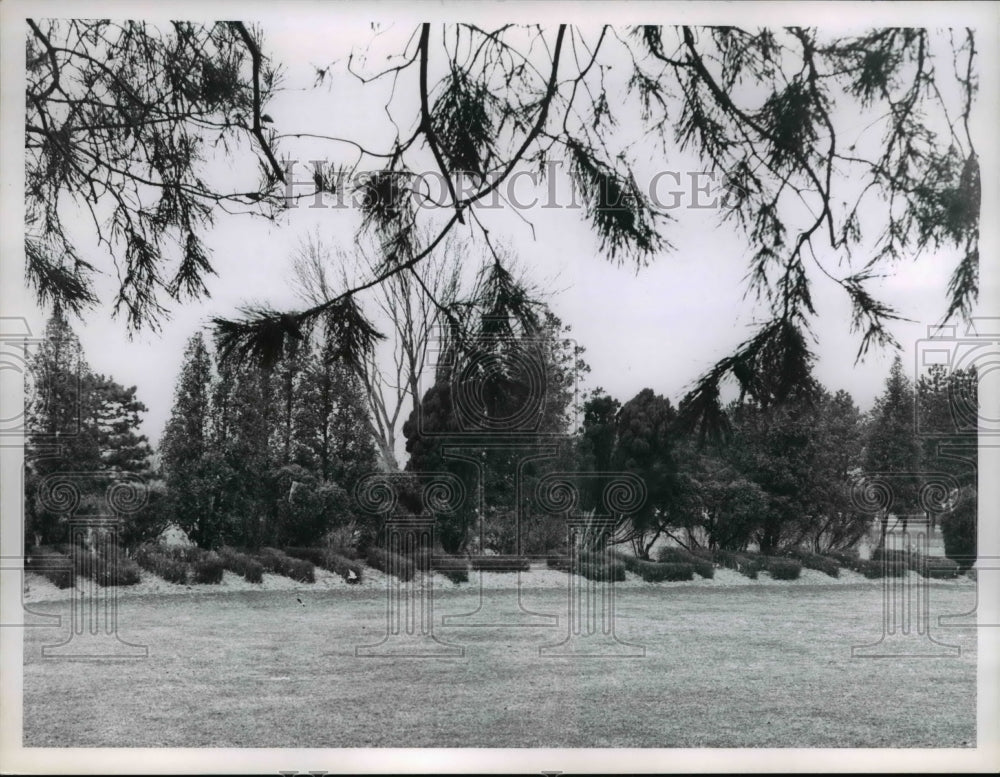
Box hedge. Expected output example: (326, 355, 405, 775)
(27, 546, 75, 589)
(639, 560, 694, 582)
(365, 546, 415, 582)
(916, 556, 960, 579)
(469, 555, 531, 573)
(60, 542, 141, 587)
(191, 551, 225, 584)
(764, 557, 802, 580)
(430, 552, 469, 585)
(783, 549, 840, 578)
(218, 547, 264, 583)
(258, 547, 315, 583)
(135, 543, 189, 584)
(546, 551, 570, 572)
(575, 551, 626, 582)
(655, 546, 715, 579)
(856, 559, 908, 578)
(713, 549, 763, 580)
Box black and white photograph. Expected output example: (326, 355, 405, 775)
(1, 1, 998, 773)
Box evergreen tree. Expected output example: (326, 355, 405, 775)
(160, 332, 221, 547)
(863, 355, 922, 550)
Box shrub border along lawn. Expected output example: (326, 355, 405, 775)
(655, 546, 715, 579)
(218, 547, 265, 584)
(26, 546, 75, 589)
(285, 547, 363, 585)
(135, 543, 189, 584)
(365, 546, 415, 582)
(258, 547, 315, 583)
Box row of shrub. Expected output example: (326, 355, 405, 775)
(869, 547, 960, 579)
(545, 550, 625, 582)
(712, 550, 803, 581)
(365, 546, 416, 582)
(54, 542, 142, 587)
(781, 548, 840, 578)
(218, 547, 265, 584)
(654, 546, 715, 579)
(135, 543, 189, 584)
(258, 547, 315, 583)
(26, 546, 75, 589)
(286, 547, 363, 585)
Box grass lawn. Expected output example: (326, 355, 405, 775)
(22, 582, 977, 748)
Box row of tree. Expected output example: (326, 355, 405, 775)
(25, 306, 977, 564)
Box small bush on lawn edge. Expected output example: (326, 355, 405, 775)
(135, 543, 189, 584)
(764, 557, 802, 580)
(655, 546, 715, 578)
(783, 549, 839, 578)
(218, 547, 264, 583)
(469, 555, 530, 573)
(365, 546, 415, 582)
(714, 550, 763, 580)
(192, 551, 225, 584)
(26, 546, 75, 589)
(258, 547, 315, 583)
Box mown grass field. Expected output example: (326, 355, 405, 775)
(22, 582, 977, 748)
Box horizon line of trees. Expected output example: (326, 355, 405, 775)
(24, 309, 978, 568)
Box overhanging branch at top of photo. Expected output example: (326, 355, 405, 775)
(25, 22, 980, 438)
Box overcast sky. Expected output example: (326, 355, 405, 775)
(7, 3, 999, 450)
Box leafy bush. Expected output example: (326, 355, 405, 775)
(714, 549, 763, 580)
(258, 547, 315, 583)
(640, 560, 694, 582)
(857, 559, 907, 578)
(365, 546, 415, 582)
(826, 550, 861, 569)
(941, 497, 976, 571)
(546, 550, 570, 572)
(430, 552, 468, 585)
(192, 551, 225, 584)
(784, 549, 840, 578)
(322, 550, 364, 584)
(283, 546, 325, 566)
(916, 556, 960, 579)
(63, 543, 141, 587)
(655, 546, 714, 579)
(26, 546, 75, 589)
(575, 551, 626, 582)
(469, 555, 530, 573)
(135, 543, 189, 584)
(218, 547, 264, 583)
(764, 557, 802, 580)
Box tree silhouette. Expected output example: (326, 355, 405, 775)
(26, 21, 981, 439)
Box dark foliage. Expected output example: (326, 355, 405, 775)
(365, 546, 416, 582)
(218, 546, 265, 583)
(26, 546, 75, 589)
(135, 543, 190, 584)
(258, 547, 315, 583)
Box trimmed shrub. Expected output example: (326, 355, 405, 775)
(258, 547, 315, 583)
(917, 556, 960, 579)
(430, 552, 468, 585)
(784, 549, 840, 578)
(714, 549, 763, 580)
(941, 498, 976, 571)
(365, 546, 415, 582)
(546, 550, 570, 571)
(218, 547, 264, 584)
(192, 551, 225, 584)
(469, 555, 531, 573)
(323, 550, 364, 584)
(764, 557, 802, 581)
(135, 543, 189, 584)
(26, 546, 75, 589)
(640, 560, 694, 582)
(857, 558, 907, 578)
(655, 546, 714, 579)
(283, 547, 325, 566)
(62, 543, 141, 587)
(826, 550, 862, 570)
(576, 551, 626, 582)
